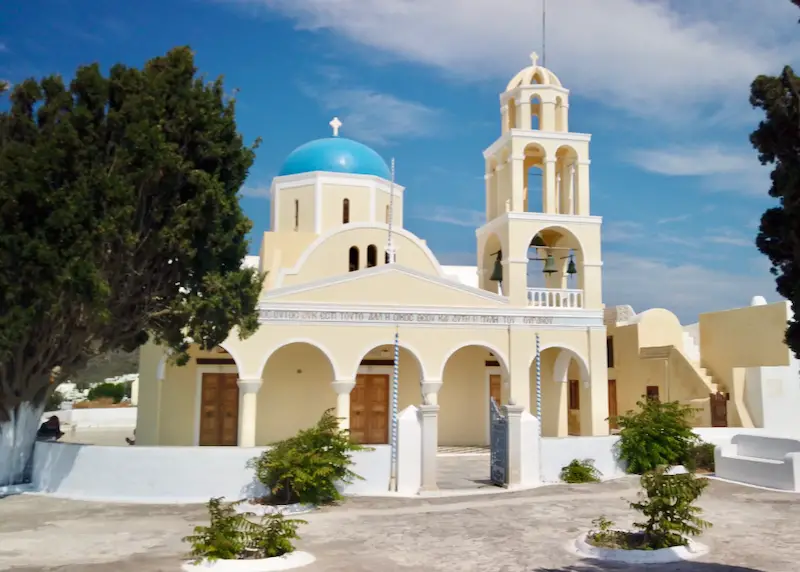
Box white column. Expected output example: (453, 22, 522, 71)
(518, 100, 532, 130)
(503, 405, 524, 487)
(332, 380, 355, 430)
(418, 404, 439, 492)
(510, 157, 525, 212)
(421, 380, 442, 406)
(543, 159, 557, 214)
(237, 378, 262, 447)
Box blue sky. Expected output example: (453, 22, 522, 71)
(1, 0, 799, 322)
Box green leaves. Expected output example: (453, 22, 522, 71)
(249, 409, 370, 506)
(0, 46, 263, 411)
(615, 398, 698, 474)
(559, 458, 601, 483)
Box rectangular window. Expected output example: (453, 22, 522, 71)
(294, 199, 299, 231)
(606, 336, 615, 368)
(568, 379, 580, 410)
(646, 385, 660, 401)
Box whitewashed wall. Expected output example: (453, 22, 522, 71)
(540, 436, 627, 483)
(42, 407, 137, 428)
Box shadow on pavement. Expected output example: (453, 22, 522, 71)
(536, 559, 765, 572)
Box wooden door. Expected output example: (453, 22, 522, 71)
(199, 373, 239, 446)
(567, 379, 581, 435)
(608, 379, 618, 429)
(710, 391, 728, 427)
(489, 374, 502, 406)
(350, 374, 389, 444)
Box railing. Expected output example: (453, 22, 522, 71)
(527, 288, 584, 308)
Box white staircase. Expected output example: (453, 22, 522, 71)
(682, 328, 719, 393)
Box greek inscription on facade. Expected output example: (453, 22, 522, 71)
(260, 309, 559, 326)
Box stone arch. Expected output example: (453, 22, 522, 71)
(522, 142, 547, 212)
(530, 345, 590, 437)
(438, 342, 510, 446)
(478, 231, 505, 293)
(350, 339, 430, 381)
(257, 338, 341, 380)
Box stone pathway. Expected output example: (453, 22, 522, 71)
(1, 478, 798, 571)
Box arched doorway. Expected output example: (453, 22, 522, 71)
(530, 346, 589, 436)
(258, 342, 337, 444)
(439, 344, 509, 447)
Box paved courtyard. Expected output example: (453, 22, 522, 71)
(0, 477, 798, 571)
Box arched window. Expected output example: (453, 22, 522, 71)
(348, 246, 360, 272)
(342, 198, 350, 224)
(367, 245, 377, 267)
(294, 199, 299, 231)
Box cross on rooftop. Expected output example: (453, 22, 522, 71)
(329, 117, 342, 137)
(530, 52, 539, 67)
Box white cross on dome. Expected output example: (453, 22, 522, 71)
(530, 52, 539, 67)
(329, 117, 342, 137)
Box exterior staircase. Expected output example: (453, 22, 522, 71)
(682, 331, 720, 393)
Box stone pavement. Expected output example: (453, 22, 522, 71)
(1, 478, 798, 571)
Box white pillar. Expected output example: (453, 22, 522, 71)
(332, 380, 355, 430)
(237, 378, 262, 447)
(543, 158, 557, 214)
(503, 405, 524, 487)
(421, 380, 442, 406)
(418, 404, 439, 493)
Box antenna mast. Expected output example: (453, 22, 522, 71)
(542, 0, 547, 68)
(386, 158, 397, 263)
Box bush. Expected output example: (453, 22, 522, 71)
(87, 382, 126, 403)
(684, 441, 715, 473)
(183, 497, 305, 562)
(615, 398, 698, 474)
(249, 409, 370, 505)
(560, 459, 601, 483)
(630, 466, 712, 549)
(46, 390, 64, 411)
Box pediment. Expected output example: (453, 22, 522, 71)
(263, 265, 508, 308)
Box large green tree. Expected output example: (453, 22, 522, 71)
(752, 1, 800, 357)
(0, 47, 263, 485)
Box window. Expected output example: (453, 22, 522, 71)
(606, 336, 615, 368)
(568, 379, 580, 411)
(348, 246, 360, 272)
(343, 198, 350, 224)
(294, 199, 299, 231)
(646, 386, 660, 402)
(366, 244, 377, 267)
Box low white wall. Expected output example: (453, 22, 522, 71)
(31, 441, 391, 503)
(396, 406, 421, 495)
(715, 435, 800, 491)
(43, 407, 137, 428)
(694, 427, 771, 447)
(540, 436, 627, 483)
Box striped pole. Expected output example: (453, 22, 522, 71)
(536, 333, 542, 436)
(389, 326, 400, 491)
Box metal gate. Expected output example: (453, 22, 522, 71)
(489, 397, 508, 486)
(710, 391, 728, 427)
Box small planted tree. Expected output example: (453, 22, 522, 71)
(560, 458, 601, 484)
(615, 398, 698, 474)
(249, 409, 369, 506)
(183, 497, 305, 563)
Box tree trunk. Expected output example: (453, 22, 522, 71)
(0, 400, 45, 487)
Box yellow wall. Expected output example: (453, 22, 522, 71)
(439, 346, 494, 446)
(275, 185, 315, 233)
(135, 340, 163, 445)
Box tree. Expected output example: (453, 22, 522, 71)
(0, 47, 263, 485)
(752, 1, 800, 357)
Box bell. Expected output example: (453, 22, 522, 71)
(566, 257, 577, 275)
(489, 254, 504, 282)
(530, 234, 547, 248)
(542, 254, 558, 275)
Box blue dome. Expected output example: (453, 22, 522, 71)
(278, 137, 391, 180)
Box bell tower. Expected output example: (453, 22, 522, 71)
(477, 52, 603, 310)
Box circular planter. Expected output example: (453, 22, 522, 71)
(234, 501, 316, 517)
(181, 551, 315, 571)
(571, 532, 708, 564)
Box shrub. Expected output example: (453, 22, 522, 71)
(630, 465, 712, 549)
(46, 390, 64, 411)
(684, 441, 715, 473)
(86, 382, 126, 403)
(615, 398, 698, 474)
(560, 459, 601, 483)
(249, 409, 370, 505)
(183, 497, 305, 562)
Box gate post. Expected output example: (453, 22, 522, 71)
(418, 404, 439, 492)
(503, 405, 524, 487)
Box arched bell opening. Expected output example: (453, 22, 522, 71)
(530, 95, 542, 130)
(507, 97, 518, 131)
(480, 232, 504, 294)
(526, 227, 584, 308)
(522, 142, 546, 213)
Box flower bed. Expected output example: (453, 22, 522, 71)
(573, 531, 708, 564)
(181, 551, 315, 571)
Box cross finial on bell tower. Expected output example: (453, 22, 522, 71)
(530, 51, 539, 67)
(329, 117, 342, 137)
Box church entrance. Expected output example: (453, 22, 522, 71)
(199, 373, 239, 446)
(350, 374, 390, 444)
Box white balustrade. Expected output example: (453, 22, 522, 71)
(527, 288, 584, 308)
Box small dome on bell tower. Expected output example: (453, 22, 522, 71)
(500, 52, 570, 134)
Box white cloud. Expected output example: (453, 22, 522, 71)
(226, 0, 800, 122)
(705, 228, 755, 248)
(240, 185, 271, 198)
(603, 251, 781, 323)
(627, 145, 771, 196)
(413, 206, 484, 228)
(300, 84, 441, 145)
(657, 214, 692, 225)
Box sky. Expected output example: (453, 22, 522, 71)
(1, 0, 798, 323)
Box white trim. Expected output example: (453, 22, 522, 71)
(273, 171, 405, 197)
(483, 130, 592, 159)
(255, 337, 341, 381)
(273, 225, 445, 287)
(485, 366, 503, 443)
(269, 264, 501, 304)
(313, 177, 322, 234)
(193, 364, 240, 446)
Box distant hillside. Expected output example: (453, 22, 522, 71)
(71, 349, 140, 388)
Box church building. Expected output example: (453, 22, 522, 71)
(135, 53, 611, 449)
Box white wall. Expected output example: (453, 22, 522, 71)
(540, 436, 627, 482)
(715, 435, 800, 491)
(745, 361, 800, 438)
(43, 407, 137, 428)
(31, 441, 391, 503)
